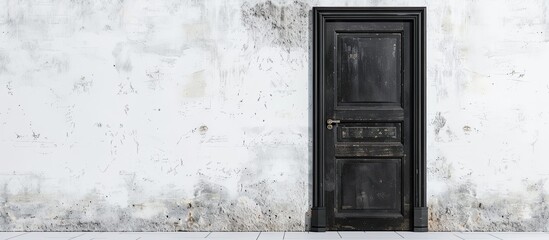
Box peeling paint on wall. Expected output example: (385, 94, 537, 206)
(241, 0, 310, 50)
(1, 0, 549, 232)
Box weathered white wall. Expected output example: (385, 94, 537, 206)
(1, 0, 548, 231)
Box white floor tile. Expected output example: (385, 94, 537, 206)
(71, 232, 139, 240)
(336, 231, 365, 239)
(204, 238, 257, 240)
(396, 232, 462, 240)
(365, 231, 404, 239)
(257, 232, 284, 240)
(11, 232, 86, 240)
(338, 231, 404, 239)
(489, 232, 549, 240)
(122, 232, 210, 239)
(453, 232, 499, 239)
(0, 232, 27, 240)
(284, 231, 341, 239)
(207, 232, 260, 239)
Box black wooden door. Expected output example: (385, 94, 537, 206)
(311, 7, 427, 231)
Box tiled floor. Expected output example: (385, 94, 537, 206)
(0, 232, 548, 240)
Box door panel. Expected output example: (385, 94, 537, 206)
(337, 33, 402, 105)
(337, 123, 402, 142)
(337, 159, 401, 212)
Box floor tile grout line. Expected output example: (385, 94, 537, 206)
(452, 232, 465, 240)
(336, 231, 342, 238)
(5, 233, 28, 240)
(204, 232, 212, 238)
(256, 231, 261, 240)
(68, 233, 87, 240)
(283, 231, 286, 240)
(488, 233, 503, 240)
(394, 231, 405, 239)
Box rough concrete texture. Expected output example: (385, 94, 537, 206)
(1, 0, 549, 232)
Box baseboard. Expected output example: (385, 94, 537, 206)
(310, 207, 326, 232)
(413, 207, 428, 232)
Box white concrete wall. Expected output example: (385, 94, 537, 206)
(0, 0, 548, 231)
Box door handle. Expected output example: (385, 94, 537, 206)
(326, 119, 341, 130)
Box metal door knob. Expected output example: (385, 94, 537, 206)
(326, 119, 340, 130)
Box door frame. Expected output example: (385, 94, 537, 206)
(310, 7, 427, 232)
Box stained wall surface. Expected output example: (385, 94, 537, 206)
(1, 0, 549, 231)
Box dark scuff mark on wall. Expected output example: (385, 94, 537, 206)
(462, 125, 472, 134)
(241, 0, 310, 51)
(146, 69, 164, 90)
(73, 76, 94, 93)
(5, 81, 14, 95)
(117, 78, 137, 95)
(432, 112, 447, 135)
(198, 125, 208, 135)
(428, 156, 452, 180)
